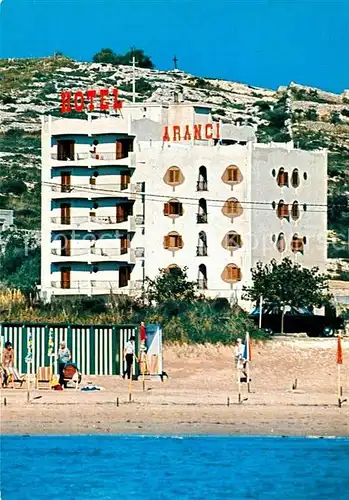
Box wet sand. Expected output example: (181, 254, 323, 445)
(1, 338, 348, 437)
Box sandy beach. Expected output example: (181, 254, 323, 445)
(1, 338, 348, 437)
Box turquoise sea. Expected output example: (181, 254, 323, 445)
(1, 435, 349, 500)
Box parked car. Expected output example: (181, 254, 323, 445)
(249, 305, 344, 337)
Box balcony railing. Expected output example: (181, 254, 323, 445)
(197, 278, 208, 290)
(51, 152, 131, 161)
(50, 215, 133, 226)
(196, 180, 208, 191)
(91, 248, 127, 257)
(196, 246, 208, 257)
(91, 280, 121, 289)
(50, 216, 89, 225)
(51, 248, 89, 256)
(51, 184, 133, 194)
(197, 213, 208, 224)
(51, 281, 90, 289)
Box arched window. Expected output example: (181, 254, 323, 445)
(276, 199, 289, 219)
(163, 231, 183, 251)
(291, 233, 305, 254)
(291, 169, 300, 188)
(291, 201, 300, 220)
(163, 166, 184, 187)
(197, 198, 208, 223)
(221, 264, 242, 283)
(197, 231, 208, 256)
(276, 233, 286, 253)
(276, 167, 288, 187)
(222, 231, 243, 251)
(198, 264, 208, 289)
(222, 198, 243, 218)
(163, 199, 184, 218)
(197, 165, 208, 191)
(222, 165, 242, 185)
(165, 264, 181, 274)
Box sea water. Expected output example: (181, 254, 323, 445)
(1, 435, 349, 500)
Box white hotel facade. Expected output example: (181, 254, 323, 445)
(40, 100, 327, 305)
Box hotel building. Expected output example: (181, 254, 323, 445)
(40, 100, 327, 305)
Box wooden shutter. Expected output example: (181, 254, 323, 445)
(227, 167, 238, 182)
(116, 205, 125, 222)
(60, 267, 71, 289)
(179, 203, 183, 216)
(163, 235, 170, 249)
(121, 236, 128, 253)
(278, 171, 288, 187)
(61, 235, 71, 256)
(116, 141, 123, 159)
(292, 202, 299, 219)
(292, 238, 303, 253)
(90, 177, 96, 186)
(69, 141, 75, 160)
(178, 235, 183, 249)
(60, 203, 71, 225)
(163, 203, 170, 216)
(57, 141, 64, 161)
(61, 172, 71, 192)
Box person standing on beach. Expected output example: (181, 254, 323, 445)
(123, 336, 138, 379)
(57, 341, 71, 388)
(1, 341, 25, 388)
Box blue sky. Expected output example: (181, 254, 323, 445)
(0, 0, 347, 92)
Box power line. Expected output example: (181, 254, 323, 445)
(42, 181, 348, 214)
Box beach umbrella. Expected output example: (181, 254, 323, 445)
(337, 335, 344, 408)
(47, 329, 54, 358)
(25, 331, 33, 364)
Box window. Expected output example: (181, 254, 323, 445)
(197, 198, 208, 223)
(120, 171, 131, 190)
(163, 231, 183, 251)
(222, 231, 243, 251)
(291, 201, 300, 220)
(120, 235, 128, 254)
(116, 139, 133, 160)
(163, 199, 184, 217)
(60, 203, 71, 225)
(197, 165, 208, 191)
(163, 166, 184, 187)
(60, 234, 71, 256)
(60, 267, 71, 289)
(119, 266, 131, 287)
(221, 264, 242, 283)
(276, 233, 286, 253)
(276, 200, 289, 219)
(166, 264, 181, 273)
(276, 167, 288, 187)
(198, 263, 208, 289)
(61, 172, 71, 192)
(222, 198, 243, 218)
(222, 165, 242, 185)
(116, 204, 132, 223)
(197, 231, 208, 256)
(291, 169, 300, 188)
(57, 140, 75, 161)
(291, 234, 305, 254)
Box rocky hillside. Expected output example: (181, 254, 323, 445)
(0, 56, 348, 264)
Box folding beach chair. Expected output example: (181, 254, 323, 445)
(36, 366, 52, 390)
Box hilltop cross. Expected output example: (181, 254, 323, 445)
(173, 55, 178, 70)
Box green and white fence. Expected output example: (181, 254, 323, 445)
(0, 323, 138, 376)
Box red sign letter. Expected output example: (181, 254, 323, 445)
(113, 88, 123, 110)
(205, 123, 213, 139)
(173, 126, 181, 141)
(74, 91, 85, 112)
(216, 122, 220, 139)
(86, 89, 97, 112)
(162, 126, 170, 141)
(193, 124, 202, 140)
(99, 89, 109, 111)
(183, 125, 191, 141)
(61, 91, 71, 113)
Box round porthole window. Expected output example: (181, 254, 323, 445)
(93, 202, 99, 209)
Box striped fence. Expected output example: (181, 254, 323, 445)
(0, 323, 139, 376)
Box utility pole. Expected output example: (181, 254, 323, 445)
(131, 46, 138, 104)
(173, 55, 178, 70)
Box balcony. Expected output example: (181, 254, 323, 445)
(196, 246, 208, 257)
(50, 215, 135, 231)
(197, 278, 208, 290)
(50, 281, 90, 295)
(196, 213, 208, 224)
(49, 278, 142, 295)
(50, 151, 132, 167)
(196, 180, 208, 191)
(50, 183, 136, 200)
(91, 247, 136, 264)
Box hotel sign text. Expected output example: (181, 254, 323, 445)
(162, 123, 220, 142)
(60, 88, 123, 113)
